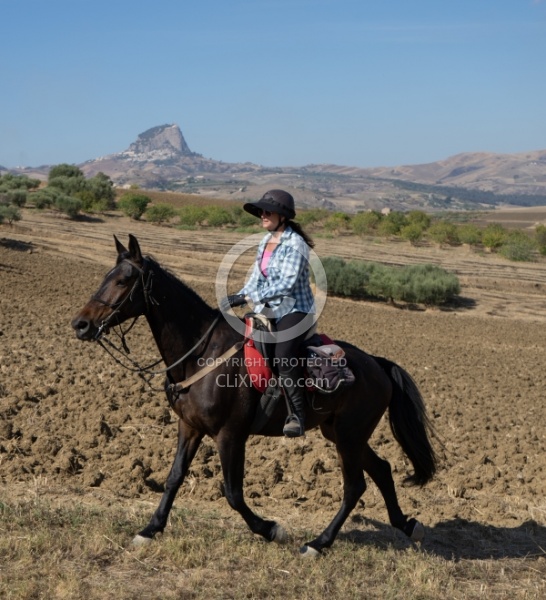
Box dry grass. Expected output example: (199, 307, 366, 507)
(116, 189, 237, 210)
(0, 485, 544, 600)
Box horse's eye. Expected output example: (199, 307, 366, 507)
(116, 278, 129, 288)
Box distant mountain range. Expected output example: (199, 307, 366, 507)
(4, 123, 546, 211)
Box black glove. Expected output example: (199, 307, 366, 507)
(220, 294, 247, 312)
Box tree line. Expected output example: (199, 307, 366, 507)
(128, 198, 546, 263)
(2, 166, 546, 264)
(0, 164, 116, 222)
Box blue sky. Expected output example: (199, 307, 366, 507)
(1, 0, 545, 169)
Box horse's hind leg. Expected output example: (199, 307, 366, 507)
(301, 438, 367, 556)
(217, 433, 288, 544)
(362, 444, 424, 542)
(134, 420, 203, 545)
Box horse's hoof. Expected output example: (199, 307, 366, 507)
(271, 523, 289, 545)
(405, 519, 425, 543)
(132, 534, 153, 547)
(300, 545, 321, 558)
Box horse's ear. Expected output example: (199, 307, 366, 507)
(128, 234, 143, 263)
(114, 235, 127, 257)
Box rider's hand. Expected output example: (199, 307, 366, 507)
(220, 294, 247, 312)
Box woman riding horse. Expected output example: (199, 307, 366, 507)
(222, 189, 316, 438)
(71, 233, 437, 556)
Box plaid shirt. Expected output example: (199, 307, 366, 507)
(239, 226, 316, 319)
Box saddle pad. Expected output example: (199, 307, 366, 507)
(244, 317, 273, 393)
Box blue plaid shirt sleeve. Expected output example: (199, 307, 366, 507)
(238, 228, 315, 317)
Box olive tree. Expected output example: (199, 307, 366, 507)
(117, 193, 151, 220)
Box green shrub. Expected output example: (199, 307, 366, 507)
(377, 218, 397, 237)
(48, 164, 84, 181)
(48, 175, 83, 196)
(46, 166, 115, 212)
(320, 256, 346, 291)
(205, 206, 235, 227)
(392, 264, 461, 304)
(89, 198, 113, 213)
(0, 205, 22, 224)
(237, 210, 260, 228)
(229, 206, 260, 228)
(117, 193, 151, 220)
(400, 223, 424, 245)
(0, 173, 40, 190)
(457, 223, 482, 245)
(362, 263, 392, 298)
(297, 208, 330, 228)
(177, 205, 208, 227)
(323, 212, 351, 232)
(482, 224, 507, 251)
(73, 189, 96, 211)
(54, 194, 82, 218)
(84, 172, 115, 210)
(498, 231, 536, 262)
(31, 189, 57, 209)
(407, 210, 431, 229)
(377, 211, 408, 237)
(351, 211, 382, 235)
(29, 186, 72, 212)
(9, 190, 28, 208)
(427, 221, 459, 245)
(146, 203, 177, 224)
(7, 190, 27, 207)
(332, 260, 372, 297)
(535, 224, 546, 249)
(321, 256, 460, 306)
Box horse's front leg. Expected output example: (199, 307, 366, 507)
(217, 432, 288, 544)
(133, 420, 203, 545)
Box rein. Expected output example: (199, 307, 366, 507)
(97, 313, 222, 386)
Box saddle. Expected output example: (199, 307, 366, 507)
(243, 314, 356, 434)
(243, 314, 355, 395)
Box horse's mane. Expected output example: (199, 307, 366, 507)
(144, 254, 218, 318)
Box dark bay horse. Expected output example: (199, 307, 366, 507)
(71, 234, 437, 556)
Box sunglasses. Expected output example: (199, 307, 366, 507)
(259, 209, 274, 218)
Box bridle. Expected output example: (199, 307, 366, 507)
(92, 257, 220, 388)
(92, 258, 156, 342)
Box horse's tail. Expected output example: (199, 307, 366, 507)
(374, 356, 438, 486)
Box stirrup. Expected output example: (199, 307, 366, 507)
(283, 415, 304, 438)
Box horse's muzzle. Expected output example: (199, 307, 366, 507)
(71, 315, 100, 341)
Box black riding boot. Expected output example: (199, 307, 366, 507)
(279, 369, 306, 438)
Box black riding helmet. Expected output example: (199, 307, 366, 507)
(243, 189, 296, 220)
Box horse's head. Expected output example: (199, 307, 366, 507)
(71, 234, 149, 341)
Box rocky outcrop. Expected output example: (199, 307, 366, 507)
(77, 123, 268, 191)
(124, 124, 194, 159)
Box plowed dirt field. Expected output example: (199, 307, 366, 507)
(1, 208, 545, 566)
